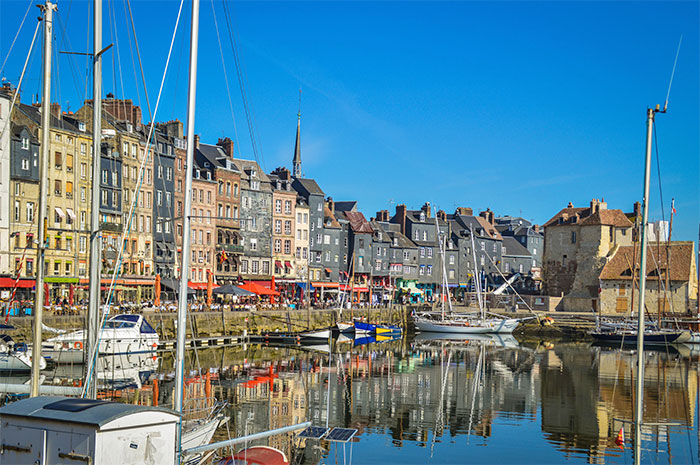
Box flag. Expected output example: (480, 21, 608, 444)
(219, 250, 228, 264)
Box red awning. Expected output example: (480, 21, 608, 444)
(311, 282, 339, 289)
(240, 281, 280, 296)
(324, 268, 332, 274)
(188, 281, 220, 290)
(274, 261, 282, 268)
(0, 278, 35, 289)
(284, 261, 292, 268)
(339, 284, 369, 292)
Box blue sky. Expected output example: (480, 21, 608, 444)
(1, 0, 698, 241)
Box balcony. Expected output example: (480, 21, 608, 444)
(218, 243, 243, 253)
(101, 222, 123, 233)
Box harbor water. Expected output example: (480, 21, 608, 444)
(3, 335, 699, 464)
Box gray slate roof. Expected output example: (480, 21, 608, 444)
(502, 237, 531, 257)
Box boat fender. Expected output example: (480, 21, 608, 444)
(464, 322, 470, 327)
(74, 341, 83, 350)
(541, 317, 554, 327)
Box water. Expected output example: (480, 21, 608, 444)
(6, 336, 700, 464)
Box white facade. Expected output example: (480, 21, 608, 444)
(0, 93, 11, 275)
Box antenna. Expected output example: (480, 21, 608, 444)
(298, 86, 302, 118)
(660, 36, 682, 113)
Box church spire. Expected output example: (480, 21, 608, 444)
(292, 88, 302, 177)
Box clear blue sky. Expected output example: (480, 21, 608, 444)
(1, 0, 698, 241)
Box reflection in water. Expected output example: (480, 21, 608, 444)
(2, 337, 697, 464)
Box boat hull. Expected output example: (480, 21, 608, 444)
(414, 318, 520, 334)
(0, 350, 46, 371)
(590, 331, 684, 345)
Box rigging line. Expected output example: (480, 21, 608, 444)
(210, 0, 241, 154)
(83, 0, 91, 104)
(82, 0, 186, 396)
(0, 0, 33, 77)
(221, 0, 262, 166)
(665, 36, 683, 108)
(107, 0, 127, 118)
(125, 0, 153, 121)
(107, 0, 117, 98)
(121, 0, 142, 114)
(653, 120, 666, 224)
(0, 19, 40, 143)
(55, 13, 85, 106)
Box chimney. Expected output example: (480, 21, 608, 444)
(421, 202, 432, 219)
(479, 208, 494, 225)
(326, 196, 334, 214)
(567, 202, 574, 208)
(376, 210, 389, 222)
(437, 210, 447, 222)
(194, 134, 200, 149)
(217, 137, 235, 158)
(50, 103, 61, 120)
(590, 198, 600, 213)
(1, 82, 18, 103)
(633, 201, 641, 218)
(395, 204, 407, 235)
(455, 207, 473, 217)
(534, 224, 540, 233)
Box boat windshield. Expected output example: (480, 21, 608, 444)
(104, 320, 137, 329)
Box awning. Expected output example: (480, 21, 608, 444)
(54, 207, 65, 218)
(275, 261, 282, 268)
(324, 268, 332, 274)
(0, 278, 35, 288)
(188, 281, 219, 290)
(66, 208, 77, 220)
(240, 281, 280, 296)
(295, 282, 315, 290)
(284, 261, 292, 268)
(339, 284, 369, 292)
(311, 282, 339, 289)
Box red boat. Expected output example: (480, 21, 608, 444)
(217, 446, 289, 465)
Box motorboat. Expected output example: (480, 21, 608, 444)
(42, 314, 159, 364)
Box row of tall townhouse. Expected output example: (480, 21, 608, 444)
(0, 87, 546, 305)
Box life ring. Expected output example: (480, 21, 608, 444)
(74, 341, 83, 350)
(464, 322, 470, 327)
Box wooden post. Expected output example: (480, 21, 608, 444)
(153, 379, 159, 406)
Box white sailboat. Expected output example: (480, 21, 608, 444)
(414, 222, 520, 334)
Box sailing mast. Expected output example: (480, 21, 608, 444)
(469, 226, 484, 319)
(175, 0, 200, 463)
(85, 0, 103, 400)
(31, 0, 56, 398)
(634, 103, 665, 465)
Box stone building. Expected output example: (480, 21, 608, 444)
(189, 156, 217, 284)
(293, 198, 310, 289)
(14, 103, 93, 301)
(0, 88, 11, 276)
(292, 178, 325, 282)
(268, 167, 297, 289)
(542, 198, 633, 311)
(238, 158, 272, 283)
(495, 216, 544, 267)
(598, 241, 697, 315)
(369, 219, 391, 302)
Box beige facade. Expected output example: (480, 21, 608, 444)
(294, 201, 310, 285)
(189, 177, 217, 284)
(599, 241, 697, 315)
(270, 180, 297, 283)
(542, 199, 633, 311)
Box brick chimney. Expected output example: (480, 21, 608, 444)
(326, 196, 334, 214)
(395, 204, 407, 235)
(455, 207, 473, 217)
(590, 198, 601, 213)
(217, 137, 234, 158)
(633, 201, 641, 218)
(271, 167, 291, 181)
(479, 208, 495, 225)
(194, 134, 200, 149)
(50, 103, 61, 119)
(567, 202, 574, 208)
(534, 224, 540, 233)
(437, 210, 447, 222)
(421, 202, 431, 219)
(376, 210, 389, 222)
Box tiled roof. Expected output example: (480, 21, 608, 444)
(599, 241, 695, 282)
(475, 217, 503, 240)
(579, 209, 633, 228)
(323, 206, 341, 228)
(344, 211, 373, 234)
(543, 207, 589, 227)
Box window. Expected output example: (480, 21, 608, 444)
(403, 251, 409, 260)
(22, 137, 29, 149)
(420, 247, 425, 258)
(275, 220, 282, 234)
(449, 255, 455, 265)
(274, 239, 281, 253)
(449, 269, 455, 279)
(427, 248, 432, 258)
(571, 231, 577, 244)
(54, 152, 62, 169)
(275, 199, 282, 213)
(284, 240, 291, 255)
(21, 158, 29, 170)
(54, 179, 62, 196)
(157, 191, 162, 206)
(325, 251, 331, 262)
(66, 181, 73, 199)
(166, 192, 171, 208)
(414, 231, 419, 240)
(480, 242, 485, 251)
(166, 167, 172, 181)
(422, 231, 427, 241)
(505, 262, 510, 273)
(26, 202, 34, 222)
(251, 261, 259, 274)
(262, 261, 269, 274)
(26, 233, 33, 248)
(427, 265, 432, 275)
(233, 184, 238, 197)
(102, 170, 108, 184)
(419, 265, 425, 275)
(250, 238, 257, 251)
(81, 187, 87, 202)
(157, 165, 163, 179)
(284, 200, 292, 214)
(66, 154, 73, 172)
(284, 220, 291, 235)
(80, 236, 86, 253)
(112, 191, 119, 205)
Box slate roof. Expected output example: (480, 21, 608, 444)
(387, 230, 416, 249)
(369, 221, 391, 242)
(18, 103, 86, 134)
(293, 178, 324, 197)
(502, 237, 531, 257)
(599, 241, 695, 282)
(334, 201, 357, 213)
(344, 211, 373, 234)
(406, 210, 447, 226)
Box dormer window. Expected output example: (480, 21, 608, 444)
(393, 238, 398, 246)
(195, 169, 200, 178)
(378, 232, 382, 241)
(420, 212, 425, 222)
(78, 122, 86, 132)
(21, 137, 29, 149)
(250, 169, 257, 177)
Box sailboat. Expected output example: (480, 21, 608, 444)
(413, 222, 520, 334)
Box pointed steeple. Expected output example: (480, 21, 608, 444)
(292, 89, 302, 177)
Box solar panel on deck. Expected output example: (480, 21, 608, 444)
(298, 426, 329, 439)
(325, 427, 357, 443)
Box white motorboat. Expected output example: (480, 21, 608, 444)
(42, 314, 159, 364)
(0, 328, 46, 372)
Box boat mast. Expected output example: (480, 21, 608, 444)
(469, 226, 483, 319)
(31, 0, 56, 398)
(635, 105, 662, 465)
(86, 0, 103, 400)
(175, 0, 200, 461)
